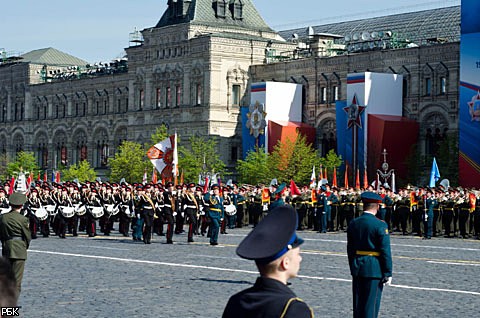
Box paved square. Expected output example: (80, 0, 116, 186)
(13, 228, 480, 317)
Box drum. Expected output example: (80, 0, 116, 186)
(105, 204, 119, 216)
(90, 206, 104, 219)
(45, 205, 57, 216)
(75, 203, 86, 216)
(225, 204, 237, 216)
(121, 205, 132, 217)
(60, 206, 75, 218)
(34, 207, 48, 221)
(0, 207, 11, 214)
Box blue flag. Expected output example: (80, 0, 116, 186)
(429, 157, 440, 187)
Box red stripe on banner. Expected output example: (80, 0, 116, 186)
(460, 81, 480, 91)
(347, 79, 365, 84)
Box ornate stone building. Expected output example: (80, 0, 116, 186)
(0, 0, 293, 176)
(0, 3, 462, 177)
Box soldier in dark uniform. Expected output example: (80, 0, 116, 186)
(251, 186, 263, 228)
(182, 183, 199, 243)
(347, 192, 392, 318)
(204, 184, 224, 246)
(118, 186, 134, 237)
(56, 187, 71, 239)
(316, 186, 327, 233)
(174, 185, 185, 234)
(162, 182, 176, 244)
(196, 186, 209, 236)
(222, 205, 313, 318)
(85, 188, 102, 237)
(25, 189, 41, 239)
(423, 189, 437, 239)
(443, 190, 456, 237)
(139, 185, 156, 244)
(342, 188, 357, 231)
(234, 187, 247, 228)
(0, 192, 31, 297)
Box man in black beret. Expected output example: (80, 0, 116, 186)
(223, 205, 313, 318)
(347, 192, 392, 318)
(0, 192, 31, 297)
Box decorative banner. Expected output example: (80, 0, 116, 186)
(459, 0, 480, 186)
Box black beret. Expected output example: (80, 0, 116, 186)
(236, 205, 304, 264)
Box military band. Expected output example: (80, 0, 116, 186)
(1, 180, 480, 243)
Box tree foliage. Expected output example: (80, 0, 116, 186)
(179, 135, 226, 183)
(62, 160, 97, 182)
(268, 135, 319, 184)
(109, 141, 149, 183)
(6, 151, 39, 178)
(237, 147, 270, 185)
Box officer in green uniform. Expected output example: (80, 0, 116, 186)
(269, 183, 286, 211)
(204, 184, 224, 246)
(347, 192, 392, 318)
(0, 192, 31, 297)
(423, 189, 437, 239)
(223, 205, 313, 318)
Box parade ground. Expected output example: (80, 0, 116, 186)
(17, 229, 480, 317)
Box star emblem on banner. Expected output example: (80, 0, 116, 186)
(467, 91, 480, 122)
(344, 93, 366, 129)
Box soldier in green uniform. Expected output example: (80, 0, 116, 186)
(423, 189, 437, 239)
(0, 256, 18, 307)
(0, 192, 31, 297)
(347, 192, 392, 318)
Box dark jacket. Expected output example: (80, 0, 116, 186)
(223, 277, 313, 318)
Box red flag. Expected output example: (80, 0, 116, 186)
(37, 172, 41, 181)
(43, 171, 47, 182)
(363, 167, 368, 189)
(9, 176, 15, 195)
(332, 167, 337, 187)
(180, 169, 184, 185)
(203, 176, 210, 194)
(152, 168, 158, 184)
(355, 168, 360, 189)
(290, 180, 301, 196)
(26, 173, 33, 189)
(55, 171, 61, 183)
(344, 165, 349, 188)
(311, 189, 317, 203)
(262, 188, 270, 203)
(324, 168, 328, 182)
(319, 165, 323, 180)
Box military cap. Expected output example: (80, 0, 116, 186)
(361, 191, 383, 203)
(31, 188, 38, 193)
(223, 186, 231, 192)
(320, 185, 327, 192)
(9, 192, 27, 206)
(188, 182, 196, 189)
(91, 189, 98, 194)
(126, 187, 132, 192)
(166, 181, 174, 187)
(176, 185, 183, 190)
(236, 205, 304, 264)
(144, 185, 151, 190)
(196, 186, 203, 192)
(211, 184, 220, 190)
(0, 189, 5, 194)
(136, 185, 144, 190)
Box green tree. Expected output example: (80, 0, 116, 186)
(6, 151, 39, 177)
(179, 135, 226, 183)
(109, 141, 149, 183)
(62, 160, 97, 182)
(237, 146, 270, 185)
(268, 135, 318, 185)
(149, 124, 170, 145)
(319, 149, 343, 183)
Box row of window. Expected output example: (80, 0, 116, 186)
(319, 86, 340, 104)
(424, 76, 447, 96)
(36, 142, 109, 169)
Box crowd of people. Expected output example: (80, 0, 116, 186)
(0, 179, 479, 245)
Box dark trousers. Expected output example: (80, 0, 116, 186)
(142, 212, 154, 243)
(423, 212, 433, 238)
(163, 212, 174, 243)
(185, 209, 197, 241)
(458, 209, 470, 237)
(352, 277, 384, 318)
(210, 217, 220, 244)
(443, 210, 454, 236)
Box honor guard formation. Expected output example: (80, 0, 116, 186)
(0, 180, 480, 244)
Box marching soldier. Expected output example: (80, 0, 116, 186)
(100, 185, 115, 236)
(423, 189, 437, 239)
(55, 187, 71, 239)
(204, 184, 224, 246)
(174, 185, 185, 235)
(139, 185, 156, 244)
(443, 190, 456, 238)
(196, 186, 209, 236)
(162, 182, 176, 244)
(85, 189, 102, 237)
(234, 187, 247, 228)
(25, 189, 41, 239)
(118, 186, 134, 237)
(182, 183, 199, 243)
(342, 188, 356, 231)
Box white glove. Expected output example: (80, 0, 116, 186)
(173, 212, 177, 217)
(136, 214, 141, 219)
(383, 277, 392, 286)
(181, 212, 184, 218)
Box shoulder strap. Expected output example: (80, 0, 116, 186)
(280, 297, 314, 318)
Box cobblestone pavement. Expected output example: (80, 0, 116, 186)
(10, 227, 480, 317)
